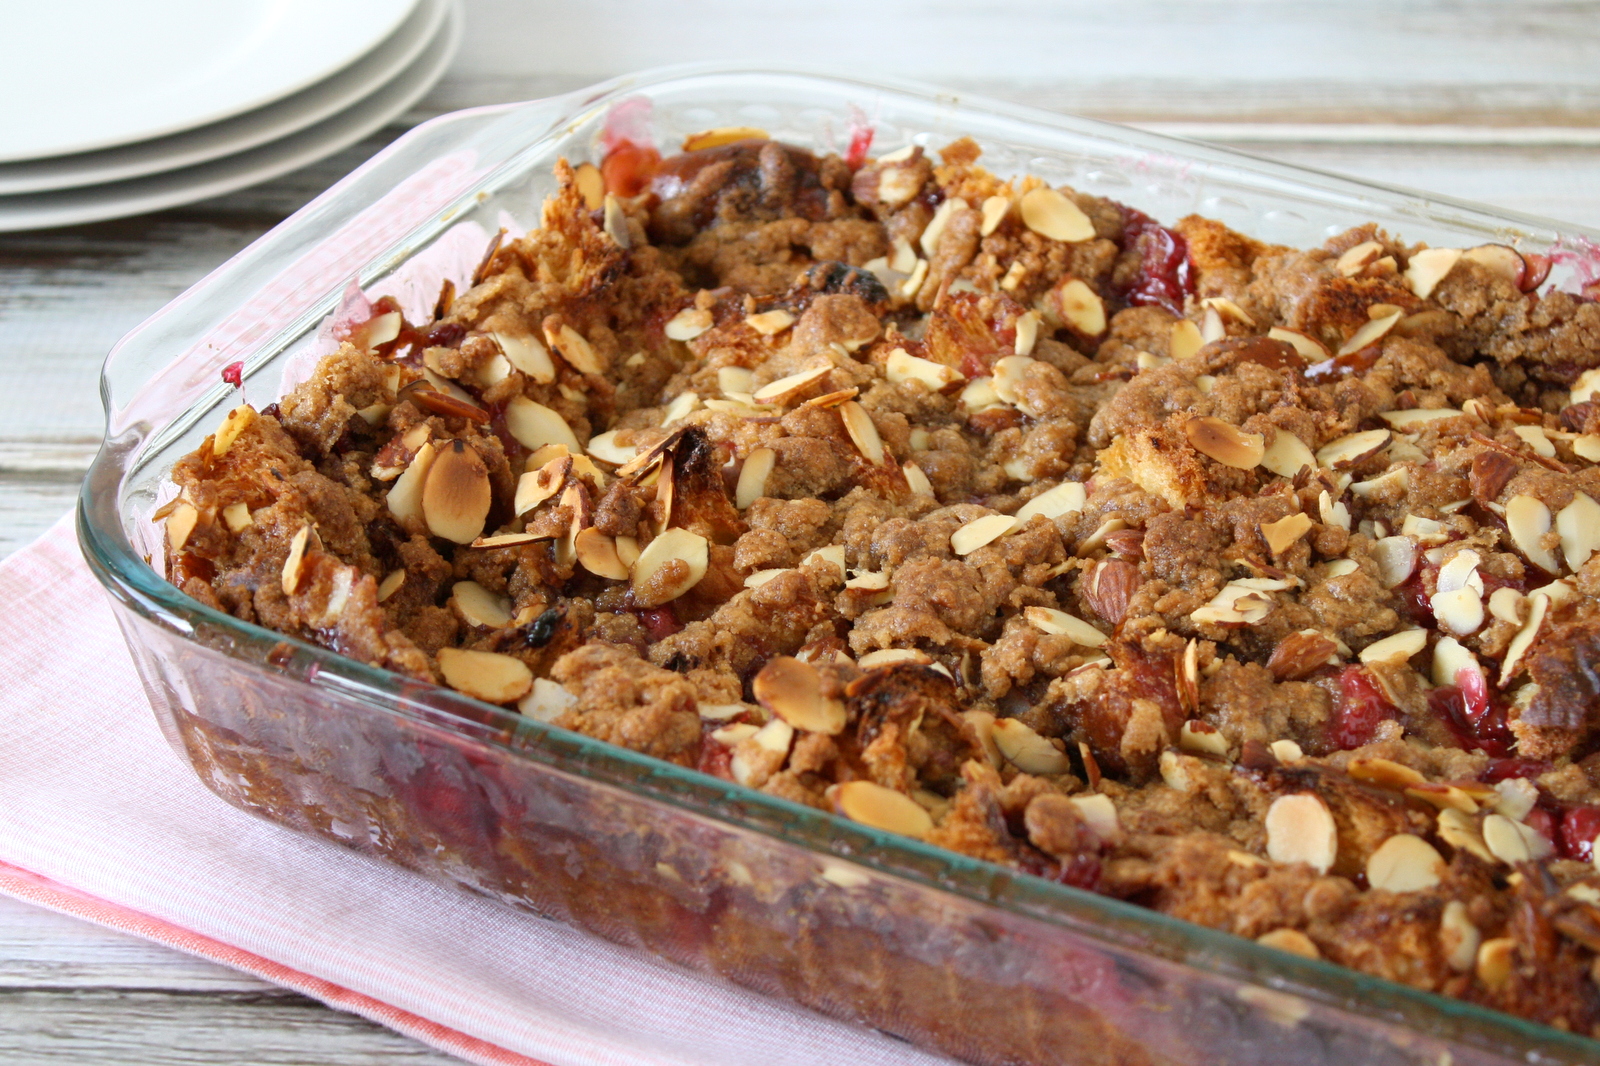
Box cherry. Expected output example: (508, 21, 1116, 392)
(1118, 208, 1193, 316)
(1429, 676, 1516, 757)
(220, 361, 244, 388)
(601, 140, 662, 197)
(696, 734, 733, 780)
(1480, 757, 1551, 783)
(1559, 806, 1600, 862)
(1327, 664, 1398, 750)
(636, 605, 682, 642)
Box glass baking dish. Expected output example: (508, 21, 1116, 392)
(79, 64, 1600, 1066)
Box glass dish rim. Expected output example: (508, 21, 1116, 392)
(78, 61, 1600, 1063)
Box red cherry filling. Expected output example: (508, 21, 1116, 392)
(1118, 208, 1193, 317)
(1430, 668, 1516, 757)
(1327, 664, 1398, 751)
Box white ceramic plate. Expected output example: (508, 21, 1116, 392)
(0, 0, 448, 195)
(0, 1, 462, 232)
(0, 0, 420, 163)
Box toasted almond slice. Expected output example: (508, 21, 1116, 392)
(220, 501, 252, 533)
(859, 648, 934, 671)
(164, 502, 200, 551)
(1440, 901, 1480, 974)
(585, 430, 638, 466)
(1256, 929, 1320, 959)
(681, 126, 767, 151)
(746, 309, 795, 336)
(1403, 247, 1463, 299)
(717, 366, 755, 396)
(1359, 628, 1427, 665)
(979, 194, 1010, 236)
(437, 647, 532, 704)
(832, 780, 933, 838)
(1337, 311, 1403, 356)
(1488, 586, 1525, 625)
(744, 568, 790, 588)
(1265, 793, 1338, 873)
(1169, 319, 1204, 361)
(514, 456, 570, 516)
(472, 533, 541, 549)
(211, 404, 256, 458)
(1380, 408, 1463, 429)
(1336, 240, 1383, 277)
(1508, 424, 1555, 459)
(1499, 592, 1550, 685)
(1475, 937, 1515, 989)
(1023, 606, 1107, 646)
(545, 323, 604, 375)
(1483, 813, 1533, 864)
(735, 448, 776, 509)
(1462, 243, 1525, 282)
(753, 364, 831, 404)
(991, 355, 1035, 407)
(1071, 793, 1121, 843)
(661, 391, 699, 427)
(1200, 306, 1226, 344)
(1316, 428, 1391, 469)
(1261, 512, 1313, 555)
(422, 439, 492, 544)
(1431, 635, 1482, 689)
(359, 311, 402, 350)
(1195, 296, 1252, 327)
(520, 676, 578, 724)
(960, 376, 1002, 412)
(1557, 492, 1600, 571)
(491, 331, 555, 383)
(952, 513, 1020, 556)
(1260, 429, 1316, 479)
(575, 527, 630, 580)
(629, 527, 709, 607)
(1014, 311, 1041, 356)
(1055, 278, 1106, 336)
(1347, 756, 1426, 789)
(1179, 720, 1230, 757)
(899, 257, 930, 299)
(1438, 549, 1483, 594)
(1401, 513, 1446, 544)
(1572, 367, 1600, 405)
(1267, 327, 1330, 362)
(990, 717, 1072, 774)
(1367, 834, 1445, 893)
(804, 544, 846, 577)
(376, 569, 405, 603)
(665, 307, 714, 342)
(844, 570, 890, 591)
(1324, 559, 1359, 579)
(903, 461, 935, 497)
(841, 401, 886, 465)
(1350, 467, 1409, 499)
(886, 348, 962, 390)
(1432, 585, 1484, 636)
(1506, 494, 1560, 573)
(754, 656, 846, 735)
(1438, 807, 1495, 863)
(386, 440, 437, 525)
(919, 196, 970, 257)
(281, 524, 313, 595)
(1270, 739, 1305, 763)
(714, 723, 761, 747)
(1019, 187, 1094, 243)
(1577, 434, 1600, 462)
(452, 580, 513, 628)
(1016, 481, 1087, 523)
(505, 396, 580, 452)
(601, 193, 631, 248)
(572, 161, 604, 209)
(1185, 417, 1264, 469)
(1494, 777, 1540, 822)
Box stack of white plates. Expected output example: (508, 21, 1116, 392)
(0, 0, 462, 231)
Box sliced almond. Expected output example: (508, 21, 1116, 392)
(1261, 512, 1312, 555)
(1347, 757, 1426, 790)
(1557, 492, 1600, 572)
(1179, 719, 1230, 757)
(665, 307, 714, 342)
(1169, 319, 1204, 361)
(1432, 585, 1484, 636)
(1336, 311, 1403, 357)
(990, 717, 1072, 774)
(1023, 606, 1107, 646)
(1440, 901, 1481, 974)
(1054, 278, 1106, 336)
(422, 439, 492, 544)
(1256, 929, 1320, 959)
(492, 332, 556, 382)
(1403, 247, 1462, 300)
(1200, 306, 1226, 343)
(1315, 428, 1391, 469)
(1366, 834, 1445, 893)
(1336, 240, 1384, 277)
(520, 677, 578, 723)
(661, 391, 699, 427)
(1482, 813, 1532, 864)
(978, 194, 1010, 236)
(1359, 628, 1427, 665)
(1577, 434, 1600, 462)
(1260, 429, 1316, 479)
(832, 780, 933, 838)
(952, 513, 1020, 556)
(220, 501, 252, 533)
(744, 568, 790, 588)
(585, 430, 638, 466)
(1572, 367, 1600, 405)
(804, 544, 846, 578)
(629, 527, 708, 607)
(1019, 186, 1094, 243)
(514, 456, 570, 516)
(840, 401, 886, 465)
(1438, 807, 1495, 863)
(452, 580, 513, 628)
(1499, 592, 1550, 685)
(602, 193, 631, 248)
(1462, 243, 1525, 283)
(1013, 311, 1041, 356)
(545, 323, 603, 375)
(1476, 937, 1515, 989)
(735, 448, 776, 509)
(1016, 481, 1087, 523)
(718, 366, 754, 396)
(1265, 793, 1337, 873)
(575, 527, 630, 580)
(1270, 739, 1305, 763)
(1380, 408, 1463, 429)
(211, 404, 256, 458)
(1371, 535, 1418, 587)
(753, 364, 831, 404)
(1400, 513, 1446, 544)
(376, 569, 405, 603)
(1350, 467, 1409, 499)
(1071, 793, 1121, 843)
(1505, 494, 1560, 573)
(746, 309, 795, 336)
(919, 196, 970, 257)
(887, 348, 962, 390)
(903, 461, 935, 497)
(1431, 635, 1482, 689)
(505, 396, 580, 452)
(281, 524, 313, 595)
(899, 258, 929, 299)
(1488, 586, 1525, 626)
(572, 161, 604, 209)
(1185, 417, 1264, 469)
(753, 656, 846, 735)
(437, 647, 532, 704)
(164, 502, 201, 552)
(1267, 327, 1329, 362)
(386, 440, 437, 525)
(1510, 424, 1555, 459)
(859, 648, 932, 669)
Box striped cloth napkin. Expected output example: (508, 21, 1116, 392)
(0, 512, 955, 1066)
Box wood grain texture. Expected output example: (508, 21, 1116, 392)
(1, 3, 1597, 1061)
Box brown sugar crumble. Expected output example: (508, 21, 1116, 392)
(163, 132, 1600, 1033)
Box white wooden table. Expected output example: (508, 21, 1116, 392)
(1, 2, 1596, 1061)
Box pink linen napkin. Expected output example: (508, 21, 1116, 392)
(0, 511, 957, 1066)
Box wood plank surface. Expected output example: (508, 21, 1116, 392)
(1, 2, 1598, 1062)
